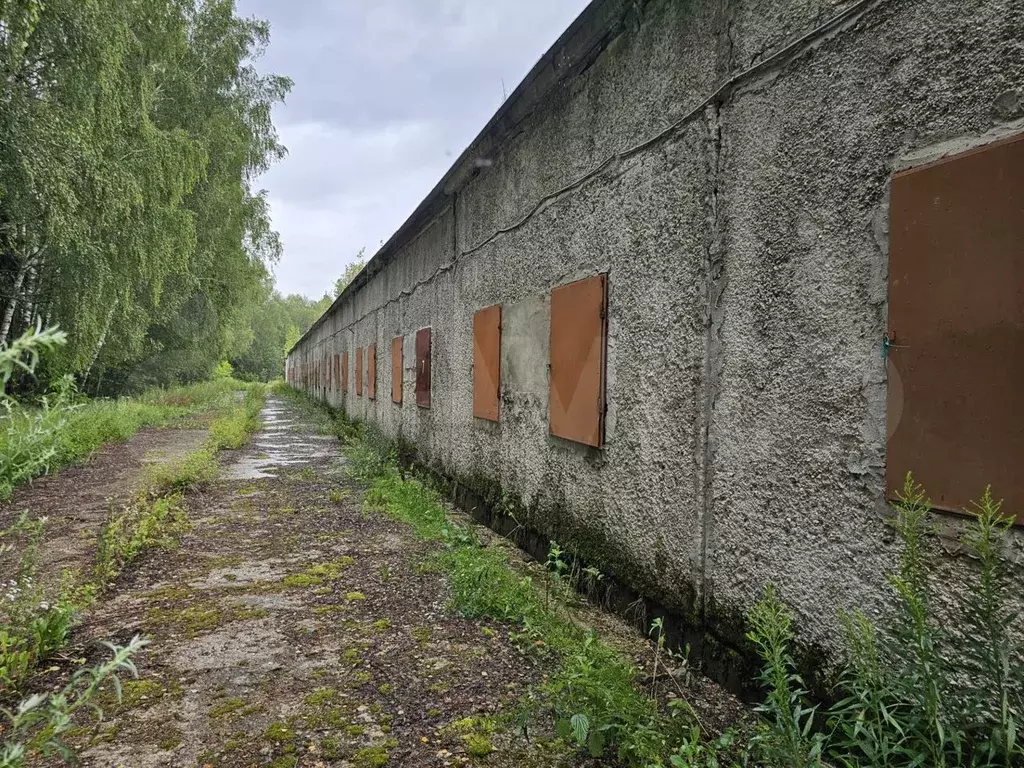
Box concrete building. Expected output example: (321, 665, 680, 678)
(287, 0, 1024, 684)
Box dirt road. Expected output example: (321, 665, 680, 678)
(59, 396, 579, 767)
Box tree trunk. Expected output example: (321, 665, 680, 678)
(83, 300, 117, 384)
(0, 256, 31, 345)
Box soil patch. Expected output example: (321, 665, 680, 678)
(0, 428, 208, 593)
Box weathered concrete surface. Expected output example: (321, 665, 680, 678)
(55, 395, 717, 767)
(288, 0, 1024, 665)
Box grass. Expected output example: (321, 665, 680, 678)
(0, 382, 267, 697)
(346, 434, 688, 765)
(0, 377, 262, 500)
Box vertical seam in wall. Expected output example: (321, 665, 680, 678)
(698, 97, 726, 624)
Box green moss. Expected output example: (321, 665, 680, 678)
(117, 679, 165, 710)
(282, 573, 322, 587)
(465, 733, 495, 757)
(346, 591, 366, 601)
(303, 687, 338, 706)
(145, 598, 267, 637)
(321, 736, 344, 759)
(352, 740, 398, 768)
(264, 721, 294, 744)
(411, 626, 432, 646)
(209, 696, 263, 720)
(349, 670, 372, 687)
(371, 618, 392, 633)
(157, 731, 183, 751)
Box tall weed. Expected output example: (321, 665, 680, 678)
(0, 636, 148, 767)
(745, 585, 823, 767)
(0, 514, 77, 693)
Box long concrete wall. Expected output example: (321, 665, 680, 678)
(288, 0, 1024, 672)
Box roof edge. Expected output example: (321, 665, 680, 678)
(289, 0, 627, 354)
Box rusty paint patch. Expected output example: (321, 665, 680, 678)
(367, 344, 376, 400)
(355, 347, 363, 397)
(473, 305, 501, 421)
(888, 132, 1024, 519)
(392, 336, 403, 404)
(549, 274, 607, 447)
(416, 328, 432, 409)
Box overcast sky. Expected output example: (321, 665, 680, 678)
(234, 0, 591, 299)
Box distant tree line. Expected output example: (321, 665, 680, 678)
(0, 0, 294, 394)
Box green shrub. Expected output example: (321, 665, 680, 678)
(0, 514, 78, 693)
(745, 585, 823, 767)
(757, 476, 1024, 768)
(0, 636, 148, 767)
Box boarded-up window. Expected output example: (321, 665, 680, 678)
(341, 350, 349, 393)
(334, 354, 340, 390)
(473, 305, 501, 421)
(355, 347, 363, 396)
(367, 344, 376, 400)
(550, 274, 607, 447)
(392, 337, 403, 403)
(888, 133, 1024, 518)
(415, 328, 431, 408)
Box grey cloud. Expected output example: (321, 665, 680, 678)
(237, 0, 591, 297)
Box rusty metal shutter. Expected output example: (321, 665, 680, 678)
(392, 336, 403, 403)
(550, 274, 607, 447)
(367, 344, 376, 400)
(334, 354, 340, 390)
(355, 347, 363, 396)
(888, 133, 1024, 518)
(415, 328, 431, 408)
(473, 305, 501, 421)
(341, 351, 349, 393)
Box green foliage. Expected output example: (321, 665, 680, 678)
(669, 727, 738, 768)
(824, 477, 1024, 768)
(208, 387, 264, 450)
(0, 375, 252, 499)
(745, 586, 823, 767)
(232, 291, 334, 382)
(0, 635, 148, 767)
(0, 0, 291, 394)
(93, 494, 188, 589)
(959, 488, 1022, 766)
(0, 514, 78, 692)
(0, 326, 67, 393)
(334, 249, 366, 298)
(347, 417, 687, 766)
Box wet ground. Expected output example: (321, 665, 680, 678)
(47, 396, 588, 767)
(12, 395, 745, 767)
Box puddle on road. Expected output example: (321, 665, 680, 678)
(221, 397, 341, 480)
